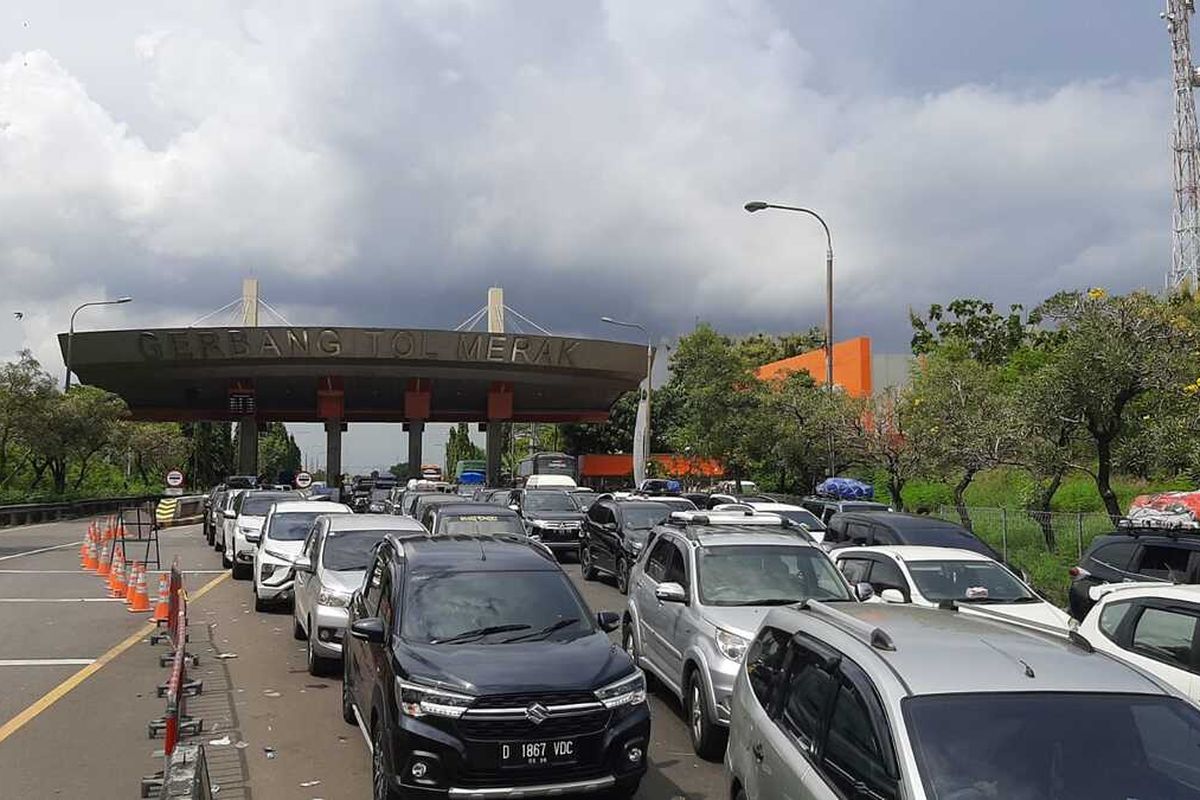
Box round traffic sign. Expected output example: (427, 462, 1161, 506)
(165, 469, 185, 488)
(295, 471, 313, 489)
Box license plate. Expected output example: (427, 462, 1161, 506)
(499, 739, 577, 767)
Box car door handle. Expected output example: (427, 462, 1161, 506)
(752, 742, 764, 763)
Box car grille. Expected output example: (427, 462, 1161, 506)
(455, 761, 611, 789)
(457, 708, 611, 740)
(472, 691, 596, 708)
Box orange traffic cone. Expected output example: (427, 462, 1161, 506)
(151, 573, 170, 623)
(129, 565, 151, 613)
(96, 539, 112, 577)
(80, 531, 91, 569)
(125, 562, 141, 605)
(85, 533, 99, 571)
(110, 552, 127, 597)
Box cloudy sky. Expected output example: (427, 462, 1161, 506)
(0, 0, 1174, 472)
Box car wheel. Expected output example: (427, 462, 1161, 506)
(306, 617, 329, 676)
(616, 556, 629, 595)
(372, 716, 398, 800)
(580, 543, 597, 581)
(293, 615, 306, 640)
(232, 562, 249, 581)
(342, 656, 357, 725)
(253, 586, 267, 613)
(622, 622, 653, 689)
(686, 669, 726, 761)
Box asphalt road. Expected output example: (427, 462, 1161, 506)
(0, 521, 725, 799)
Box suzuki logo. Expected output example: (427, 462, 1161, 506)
(525, 703, 550, 725)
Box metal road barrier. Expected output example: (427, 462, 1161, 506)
(0, 494, 165, 528)
(155, 496, 205, 528)
(143, 559, 210, 800)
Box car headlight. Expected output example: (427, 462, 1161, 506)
(595, 670, 646, 709)
(396, 678, 474, 719)
(317, 589, 351, 608)
(715, 628, 749, 661)
(628, 539, 645, 553)
(527, 519, 549, 528)
(369, 503, 383, 512)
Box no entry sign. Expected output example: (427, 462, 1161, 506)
(165, 469, 185, 488)
(295, 471, 313, 489)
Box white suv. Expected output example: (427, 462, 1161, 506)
(253, 500, 352, 611)
(223, 490, 299, 579)
(1077, 582, 1200, 706)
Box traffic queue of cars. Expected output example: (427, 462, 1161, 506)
(199, 481, 1200, 800)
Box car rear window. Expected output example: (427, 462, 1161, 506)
(242, 494, 296, 516)
(440, 514, 525, 537)
(266, 511, 324, 541)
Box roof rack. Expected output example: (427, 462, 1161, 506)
(798, 599, 896, 652)
(1115, 517, 1200, 536)
(950, 604, 1096, 653)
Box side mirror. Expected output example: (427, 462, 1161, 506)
(880, 588, 906, 604)
(508, 504, 520, 512)
(293, 555, 314, 574)
(855, 582, 875, 602)
(655, 582, 687, 604)
(350, 617, 386, 644)
(596, 611, 621, 633)
(223, 509, 237, 519)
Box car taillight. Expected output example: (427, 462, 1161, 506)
(1069, 566, 1090, 580)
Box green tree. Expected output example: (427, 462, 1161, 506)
(0, 350, 56, 488)
(911, 298, 1051, 365)
(757, 371, 863, 493)
(445, 423, 484, 476)
(853, 389, 924, 511)
(115, 422, 190, 487)
(388, 462, 409, 479)
(184, 422, 234, 488)
(1036, 290, 1197, 517)
(259, 422, 301, 483)
(25, 386, 128, 493)
(732, 329, 824, 369)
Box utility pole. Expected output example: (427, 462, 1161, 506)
(1165, 1, 1200, 289)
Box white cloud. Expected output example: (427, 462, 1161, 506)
(0, 0, 1175, 468)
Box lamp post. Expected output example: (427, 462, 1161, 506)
(64, 296, 132, 391)
(601, 316, 653, 482)
(744, 200, 836, 477)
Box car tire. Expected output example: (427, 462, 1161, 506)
(342, 658, 357, 726)
(622, 621, 655, 690)
(293, 615, 306, 640)
(232, 562, 250, 581)
(686, 669, 726, 761)
(307, 617, 331, 676)
(734, 788, 747, 800)
(616, 556, 629, 595)
(253, 589, 267, 613)
(220, 540, 231, 568)
(372, 716, 399, 800)
(580, 544, 598, 581)
(608, 777, 641, 798)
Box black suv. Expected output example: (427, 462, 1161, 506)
(1068, 527, 1200, 620)
(508, 489, 585, 559)
(825, 511, 1004, 561)
(343, 534, 649, 799)
(579, 497, 674, 594)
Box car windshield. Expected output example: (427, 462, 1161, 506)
(266, 511, 325, 541)
(905, 693, 1200, 799)
(908, 559, 1035, 603)
(242, 494, 295, 516)
(369, 488, 389, 502)
(524, 493, 576, 513)
(622, 506, 671, 530)
(440, 514, 526, 537)
(321, 529, 390, 571)
(696, 545, 852, 606)
(403, 570, 592, 644)
(653, 499, 697, 512)
(776, 509, 826, 530)
(570, 494, 593, 511)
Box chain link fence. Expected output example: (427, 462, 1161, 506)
(932, 505, 1121, 561)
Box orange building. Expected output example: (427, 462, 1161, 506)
(578, 453, 723, 485)
(756, 336, 875, 397)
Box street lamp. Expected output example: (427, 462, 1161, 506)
(64, 296, 132, 391)
(744, 200, 836, 477)
(601, 316, 653, 483)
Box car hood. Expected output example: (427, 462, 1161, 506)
(525, 512, 584, 524)
(262, 539, 305, 557)
(396, 632, 633, 695)
(700, 606, 772, 640)
(237, 515, 265, 530)
(318, 569, 365, 595)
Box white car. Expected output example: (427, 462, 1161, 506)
(834, 545, 1072, 630)
(1077, 582, 1200, 706)
(223, 490, 300, 579)
(745, 502, 828, 542)
(253, 500, 353, 611)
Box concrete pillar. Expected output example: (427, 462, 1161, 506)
(325, 419, 343, 491)
(486, 425, 504, 488)
(407, 421, 424, 479)
(238, 417, 258, 475)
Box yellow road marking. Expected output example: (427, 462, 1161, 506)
(0, 571, 230, 745)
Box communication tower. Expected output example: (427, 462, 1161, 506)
(1164, 0, 1200, 289)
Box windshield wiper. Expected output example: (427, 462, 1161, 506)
(431, 624, 531, 644)
(502, 618, 580, 643)
(727, 598, 800, 606)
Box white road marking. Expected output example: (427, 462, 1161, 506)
(0, 541, 83, 562)
(0, 659, 96, 667)
(0, 598, 124, 603)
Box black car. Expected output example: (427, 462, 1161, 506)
(825, 511, 1004, 563)
(424, 503, 526, 537)
(579, 498, 673, 594)
(509, 490, 585, 560)
(799, 496, 891, 524)
(343, 534, 649, 799)
(1068, 527, 1200, 620)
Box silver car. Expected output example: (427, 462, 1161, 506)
(293, 514, 427, 675)
(727, 601, 1200, 800)
(623, 511, 862, 759)
(253, 500, 353, 611)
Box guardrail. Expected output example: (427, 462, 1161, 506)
(0, 495, 166, 528)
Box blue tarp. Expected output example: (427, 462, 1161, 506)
(815, 477, 874, 500)
(458, 471, 485, 485)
